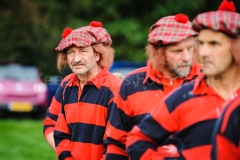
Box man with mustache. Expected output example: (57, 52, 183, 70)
(126, 0, 240, 159)
(105, 14, 201, 160)
(43, 21, 122, 160)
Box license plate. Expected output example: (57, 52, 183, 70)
(8, 102, 33, 112)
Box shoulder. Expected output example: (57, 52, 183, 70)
(164, 80, 196, 113)
(60, 73, 75, 86)
(122, 67, 147, 84)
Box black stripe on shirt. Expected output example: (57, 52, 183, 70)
(127, 140, 156, 160)
(46, 108, 58, 121)
(106, 153, 129, 160)
(106, 137, 126, 150)
(120, 72, 164, 101)
(80, 85, 114, 107)
(69, 122, 106, 144)
(54, 130, 71, 147)
(109, 102, 133, 132)
(166, 119, 217, 151)
(222, 106, 240, 146)
(165, 81, 197, 113)
(138, 114, 173, 146)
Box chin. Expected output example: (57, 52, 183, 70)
(73, 69, 88, 75)
(177, 69, 190, 78)
(203, 70, 217, 76)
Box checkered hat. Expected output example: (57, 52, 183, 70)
(56, 21, 112, 52)
(192, 0, 240, 37)
(148, 14, 198, 46)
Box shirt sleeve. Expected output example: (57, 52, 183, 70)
(105, 84, 131, 160)
(42, 74, 73, 137)
(211, 97, 240, 160)
(42, 83, 64, 137)
(126, 97, 179, 160)
(54, 108, 73, 160)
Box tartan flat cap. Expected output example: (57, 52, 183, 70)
(192, 0, 240, 37)
(56, 21, 112, 52)
(148, 14, 197, 46)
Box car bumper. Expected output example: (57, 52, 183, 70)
(0, 103, 47, 113)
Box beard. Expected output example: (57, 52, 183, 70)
(165, 61, 192, 78)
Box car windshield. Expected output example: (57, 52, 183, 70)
(0, 64, 39, 81)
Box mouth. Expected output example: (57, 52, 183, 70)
(203, 61, 212, 65)
(73, 63, 85, 66)
(178, 65, 190, 69)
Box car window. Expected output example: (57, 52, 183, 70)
(0, 64, 39, 81)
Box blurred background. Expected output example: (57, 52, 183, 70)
(0, 0, 239, 159)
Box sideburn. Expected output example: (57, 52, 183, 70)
(146, 44, 166, 71)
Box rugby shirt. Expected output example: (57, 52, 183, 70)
(211, 95, 240, 160)
(105, 63, 202, 160)
(126, 73, 240, 160)
(54, 67, 122, 160)
(43, 73, 74, 137)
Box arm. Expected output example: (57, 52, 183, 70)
(54, 109, 73, 160)
(45, 132, 55, 151)
(105, 84, 133, 160)
(42, 85, 64, 151)
(105, 103, 130, 160)
(126, 99, 179, 160)
(43, 74, 73, 151)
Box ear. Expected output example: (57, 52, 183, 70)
(230, 37, 240, 65)
(95, 52, 100, 62)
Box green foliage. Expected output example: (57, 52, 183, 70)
(0, 118, 56, 160)
(0, 0, 239, 77)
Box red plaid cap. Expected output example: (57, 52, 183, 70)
(56, 23, 112, 52)
(192, 11, 240, 38)
(148, 14, 197, 46)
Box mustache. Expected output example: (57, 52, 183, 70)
(177, 62, 191, 67)
(202, 58, 213, 64)
(72, 61, 85, 66)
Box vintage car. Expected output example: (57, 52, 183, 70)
(0, 63, 48, 117)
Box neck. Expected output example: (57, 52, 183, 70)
(207, 65, 240, 100)
(77, 66, 102, 89)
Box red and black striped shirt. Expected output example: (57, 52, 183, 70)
(211, 95, 240, 160)
(54, 67, 121, 160)
(43, 73, 74, 137)
(105, 63, 202, 160)
(126, 73, 240, 160)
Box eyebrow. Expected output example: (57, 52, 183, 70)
(196, 38, 219, 44)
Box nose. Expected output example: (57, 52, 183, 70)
(181, 49, 191, 62)
(198, 44, 210, 57)
(73, 52, 82, 62)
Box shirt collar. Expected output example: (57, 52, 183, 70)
(143, 63, 202, 85)
(70, 67, 109, 89)
(193, 73, 240, 96)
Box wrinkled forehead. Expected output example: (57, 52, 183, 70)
(166, 36, 195, 48)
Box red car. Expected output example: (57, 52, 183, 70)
(0, 63, 48, 117)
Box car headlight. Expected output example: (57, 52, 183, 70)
(33, 83, 47, 93)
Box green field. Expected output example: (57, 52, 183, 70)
(0, 117, 56, 160)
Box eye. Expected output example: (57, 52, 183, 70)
(172, 49, 182, 53)
(67, 50, 74, 54)
(188, 46, 193, 51)
(80, 50, 87, 54)
(209, 41, 218, 45)
(197, 40, 203, 45)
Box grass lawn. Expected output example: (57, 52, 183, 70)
(0, 116, 56, 160)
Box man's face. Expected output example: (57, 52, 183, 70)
(197, 29, 233, 76)
(164, 37, 194, 78)
(66, 46, 100, 76)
